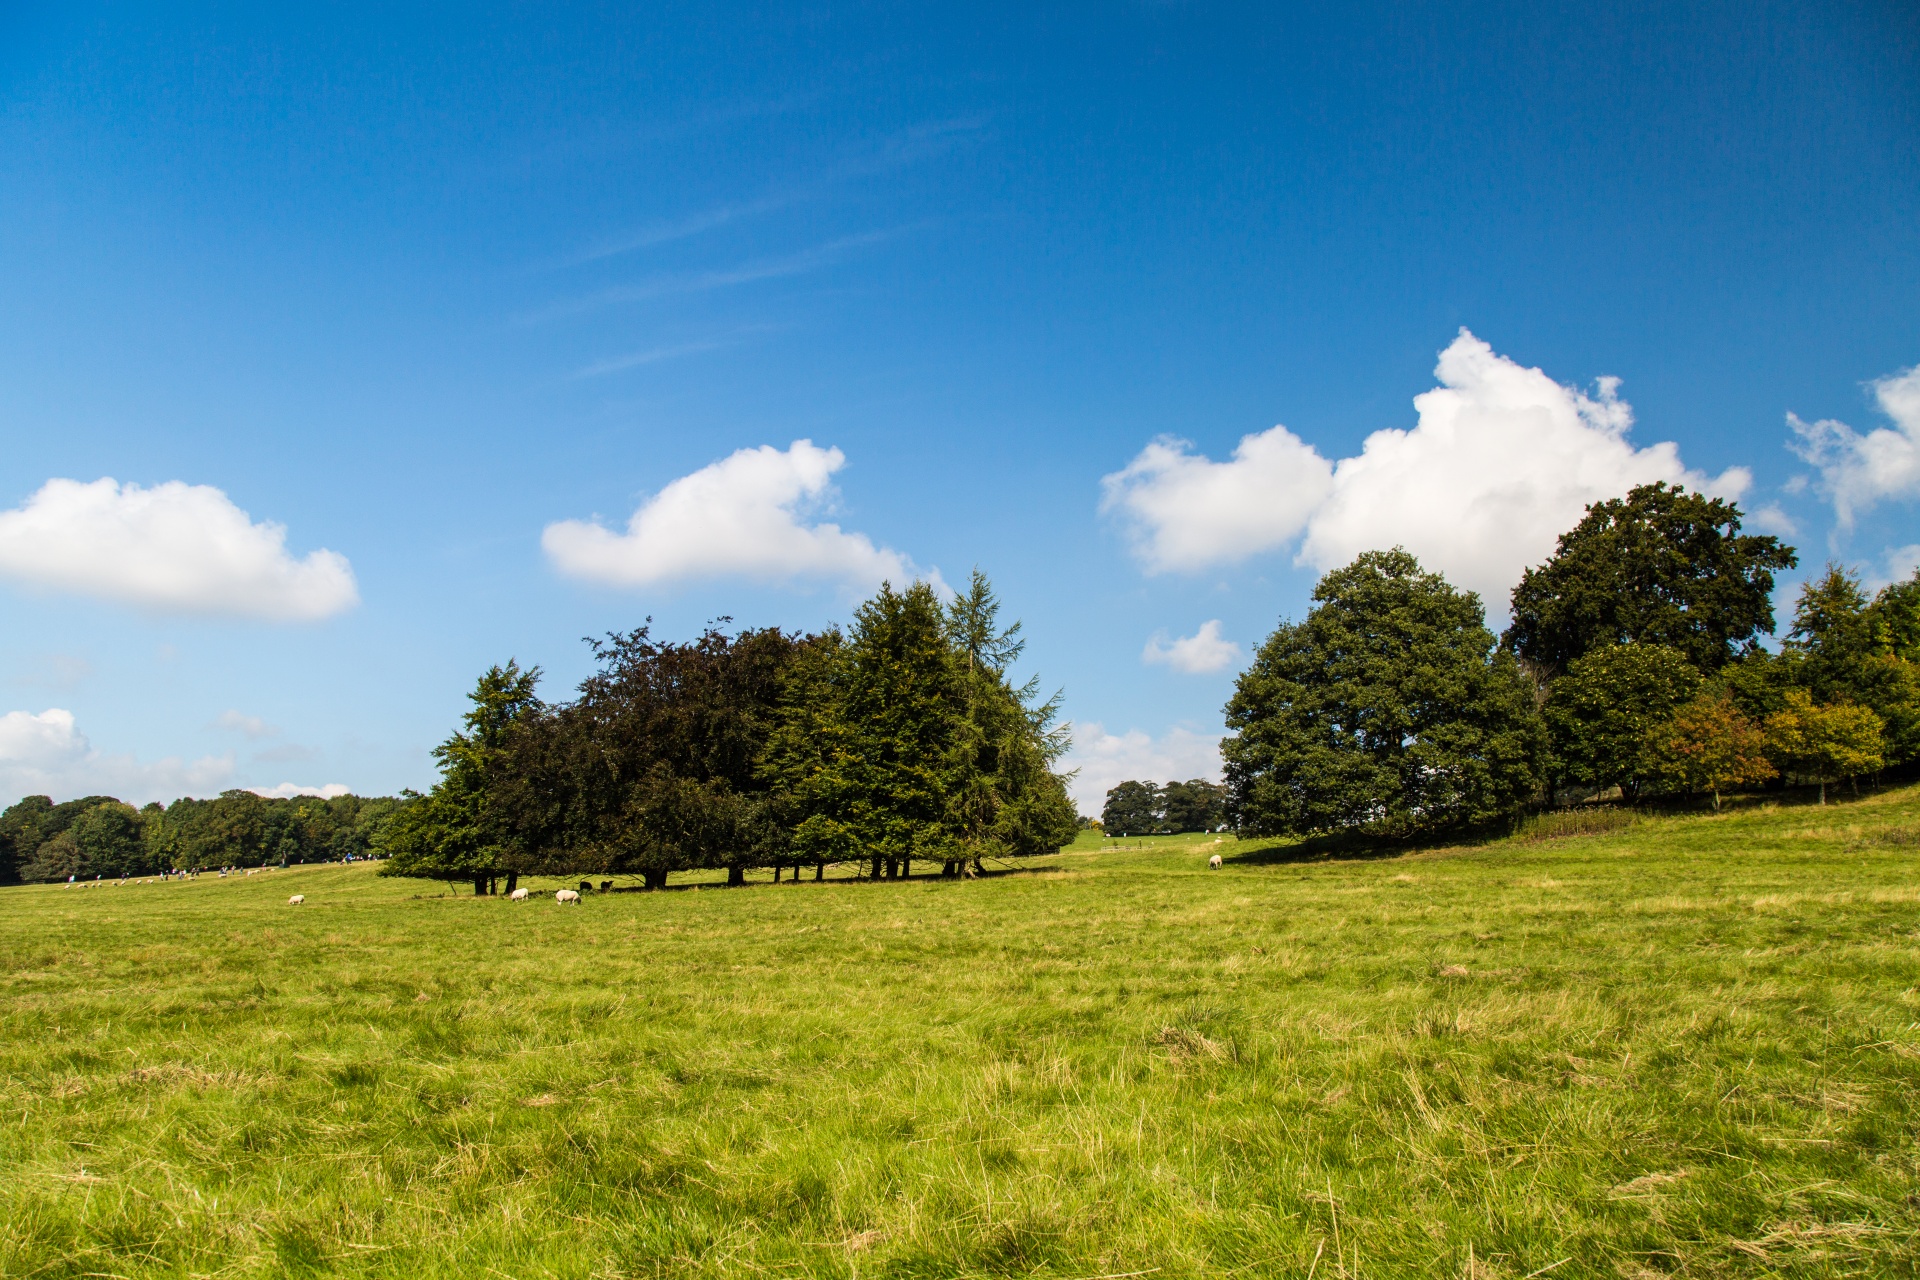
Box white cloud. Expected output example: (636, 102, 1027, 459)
(543, 440, 918, 591)
(1060, 721, 1223, 815)
(1102, 330, 1749, 611)
(1141, 620, 1242, 674)
(1749, 503, 1799, 537)
(1100, 425, 1333, 573)
(1789, 363, 1920, 531)
(249, 782, 351, 800)
(1873, 544, 1920, 590)
(0, 707, 234, 805)
(215, 710, 279, 740)
(0, 478, 357, 621)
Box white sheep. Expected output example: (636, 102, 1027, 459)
(1207, 854, 1223, 869)
(508, 887, 530, 901)
(288, 894, 306, 905)
(555, 889, 581, 905)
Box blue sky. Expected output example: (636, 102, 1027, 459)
(0, 1, 1915, 811)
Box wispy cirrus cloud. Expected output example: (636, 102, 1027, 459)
(523, 231, 897, 324)
(570, 339, 734, 379)
(558, 193, 807, 267)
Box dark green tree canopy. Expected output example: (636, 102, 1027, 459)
(1099, 779, 1226, 835)
(1504, 483, 1796, 676)
(1100, 781, 1158, 835)
(765, 574, 1076, 872)
(1544, 643, 1703, 796)
(495, 623, 798, 884)
(1225, 549, 1547, 840)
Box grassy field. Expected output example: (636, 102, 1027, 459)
(3, 790, 1919, 1279)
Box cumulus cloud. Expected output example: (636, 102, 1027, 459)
(1789, 363, 1920, 530)
(1141, 620, 1242, 674)
(0, 707, 234, 805)
(249, 782, 351, 800)
(0, 479, 357, 621)
(1060, 721, 1224, 815)
(1103, 331, 1750, 610)
(1101, 426, 1332, 573)
(543, 440, 918, 591)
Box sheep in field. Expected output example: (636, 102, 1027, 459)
(288, 894, 306, 905)
(508, 887, 530, 901)
(555, 889, 581, 905)
(1207, 855, 1223, 869)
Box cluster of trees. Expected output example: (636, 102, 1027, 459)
(1225, 483, 1918, 841)
(1099, 778, 1227, 835)
(381, 573, 1080, 893)
(0, 790, 405, 883)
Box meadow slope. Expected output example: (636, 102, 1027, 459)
(2, 789, 1919, 1278)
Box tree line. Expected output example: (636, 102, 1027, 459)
(380, 573, 1080, 894)
(1225, 483, 1919, 840)
(1098, 778, 1227, 836)
(0, 790, 405, 883)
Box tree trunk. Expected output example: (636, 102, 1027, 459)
(727, 865, 746, 887)
(1820, 780, 1827, 805)
(505, 873, 518, 894)
(870, 855, 883, 880)
(643, 869, 667, 891)
(901, 859, 911, 879)
(1712, 789, 1721, 812)
(474, 875, 488, 896)
(942, 860, 955, 878)
(814, 862, 824, 881)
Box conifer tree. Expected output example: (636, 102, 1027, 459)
(381, 661, 541, 894)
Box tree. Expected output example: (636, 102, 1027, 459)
(1763, 689, 1886, 804)
(1101, 781, 1159, 836)
(1778, 565, 1920, 766)
(497, 624, 799, 887)
(1505, 483, 1796, 677)
(2, 795, 118, 883)
(1868, 568, 1920, 660)
(766, 575, 1077, 878)
(1544, 644, 1702, 797)
(68, 802, 148, 878)
(207, 790, 269, 865)
(1161, 779, 1227, 832)
(381, 661, 542, 893)
(1225, 549, 1548, 841)
(943, 569, 1078, 870)
(1641, 693, 1775, 809)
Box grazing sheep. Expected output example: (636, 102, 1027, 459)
(555, 889, 581, 905)
(1207, 854, 1223, 869)
(288, 894, 306, 905)
(508, 887, 530, 901)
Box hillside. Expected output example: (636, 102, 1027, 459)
(2, 787, 1917, 1277)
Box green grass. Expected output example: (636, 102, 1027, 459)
(4, 790, 1920, 1278)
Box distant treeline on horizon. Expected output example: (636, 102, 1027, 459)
(0, 790, 407, 884)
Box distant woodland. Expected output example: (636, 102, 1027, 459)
(0, 790, 403, 883)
